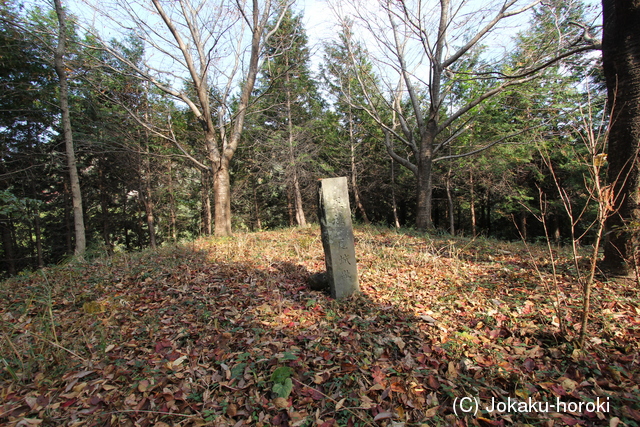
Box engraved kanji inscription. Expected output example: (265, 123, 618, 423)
(318, 177, 359, 299)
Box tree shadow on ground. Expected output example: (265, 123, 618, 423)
(0, 228, 637, 426)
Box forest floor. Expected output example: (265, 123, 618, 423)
(0, 225, 638, 427)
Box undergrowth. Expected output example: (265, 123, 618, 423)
(1, 225, 638, 426)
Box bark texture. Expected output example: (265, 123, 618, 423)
(601, 0, 640, 275)
(53, 0, 86, 257)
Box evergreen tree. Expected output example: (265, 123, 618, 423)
(242, 6, 322, 228)
(1, 1, 59, 275)
(321, 21, 387, 225)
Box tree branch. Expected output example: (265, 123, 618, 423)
(434, 127, 532, 163)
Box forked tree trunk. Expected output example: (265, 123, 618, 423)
(53, 0, 85, 257)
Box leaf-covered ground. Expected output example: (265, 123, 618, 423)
(1, 226, 639, 426)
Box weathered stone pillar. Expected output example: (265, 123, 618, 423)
(318, 177, 359, 299)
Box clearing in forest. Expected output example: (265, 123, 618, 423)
(1, 226, 638, 426)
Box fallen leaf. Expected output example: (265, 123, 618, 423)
(560, 378, 578, 393)
(124, 393, 137, 407)
(359, 395, 375, 409)
(447, 361, 458, 379)
(273, 397, 289, 409)
(373, 412, 394, 421)
(424, 406, 439, 418)
(226, 403, 237, 417)
(290, 411, 306, 423)
(138, 379, 150, 392)
(15, 419, 43, 426)
(427, 375, 440, 390)
(420, 315, 437, 324)
(560, 416, 580, 425)
(167, 355, 187, 369)
(391, 336, 405, 350)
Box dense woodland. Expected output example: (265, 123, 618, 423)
(0, 0, 613, 278)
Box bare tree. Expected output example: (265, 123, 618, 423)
(332, 0, 599, 230)
(53, 0, 86, 256)
(86, 0, 290, 236)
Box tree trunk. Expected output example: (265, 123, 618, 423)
(553, 215, 561, 244)
(287, 189, 294, 227)
(53, 0, 85, 257)
(601, 0, 640, 275)
(64, 180, 72, 254)
(253, 184, 262, 230)
(29, 178, 44, 267)
(391, 159, 400, 229)
(292, 172, 306, 227)
(141, 175, 156, 249)
(446, 177, 455, 235)
(388, 135, 401, 229)
(136, 202, 145, 249)
(98, 160, 113, 254)
(202, 170, 212, 236)
(470, 170, 477, 237)
(1, 214, 15, 275)
(348, 103, 369, 224)
(33, 205, 43, 268)
(351, 169, 369, 225)
(142, 195, 156, 249)
(416, 154, 433, 230)
(485, 189, 492, 236)
(141, 118, 156, 248)
(168, 162, 177, 242)
(123, 186, 131, 250)
(520, 211, 528, 241)
(213, 160, 232, 236)
(285, 72, 306, 227)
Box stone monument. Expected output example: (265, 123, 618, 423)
(318, 177, 359, 299)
